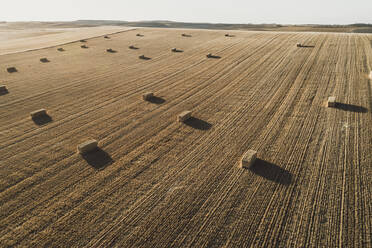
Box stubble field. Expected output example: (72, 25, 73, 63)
(0, 27, 371, 247)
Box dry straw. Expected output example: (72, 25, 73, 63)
(143, 92, 154, 101)
(77, 139, 98, 154)
(30, 109, 47, 118)
(328, 97, 336, 107)
(240, 150, 257, 168)
(178, 111, 192, 122)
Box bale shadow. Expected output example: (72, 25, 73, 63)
(172, 49, 184, 53)
(106, 49, 117, 53)
(147, 96, 166, 104)
(129, 46, 139, 50)
(40, 58, 50, 63)
(32, 114, 53, 126)
(249, 159, 292, 185)
(81, 148, 114, 170)
(57, 48, 65, 52)
(136, 34, 144, 37)
(184, 117, 212, 131)
(81, 45, 89, 49)
(335, 103, 367, 113)
(300, 45, 315, 48)
(182, 34, 192, 37)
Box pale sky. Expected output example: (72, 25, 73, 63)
(1, 0, 371, 25)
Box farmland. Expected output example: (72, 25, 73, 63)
(0, 27, 371, 247)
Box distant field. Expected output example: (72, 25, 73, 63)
(0, 23, 133, 55)
(0, 27, 371, 247)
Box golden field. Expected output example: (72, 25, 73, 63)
(0, 26, 371, 247)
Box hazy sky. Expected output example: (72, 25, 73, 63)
(1, 0, 371, 24)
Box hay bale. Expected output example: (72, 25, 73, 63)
(143, 92, 154, 101)
(40, 58, 49, 63)
(57, 48, 65, 52)
(297, 43, 302, 47)
(172, 48, 183, 53)
(30, 109, 47, 118)
(240, 150, 257, 168)
(0, 85, 8, 93)
(369, 71, 372, 79)
(206, 53, 220, 59)
(178, 111, 192, 122)
(328, 97, 336, 107)
(7, 67, 17, 73)
(77, 139, 98, 154)
(139, 55, 150, 60)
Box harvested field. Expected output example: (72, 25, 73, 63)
(0, 24, 133, 55)
(0, 27, 371, 247)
